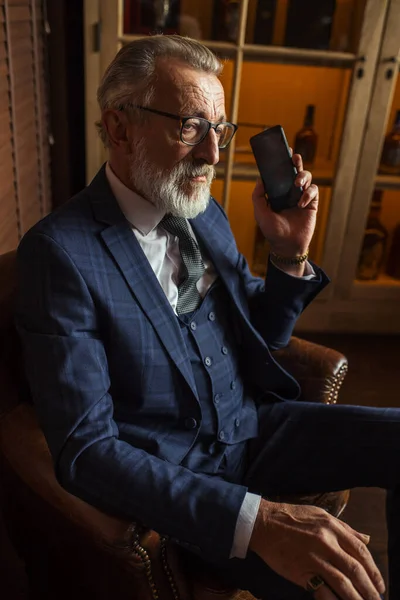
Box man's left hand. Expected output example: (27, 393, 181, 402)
(252, 152, 319, 258)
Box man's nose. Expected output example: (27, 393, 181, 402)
(192, 128, 220, 166)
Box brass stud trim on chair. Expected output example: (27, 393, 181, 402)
(129, 524, 161, 600)
(123, 525, 181, 600)
(160, 537, 181, 600)
(327, 363, 349, 404)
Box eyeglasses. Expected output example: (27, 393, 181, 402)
(118, 103, 238, 149)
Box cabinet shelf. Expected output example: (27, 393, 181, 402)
(375, 174, 400, 190)
(353, 274, 400, 300)
(216, 160, 334, 187)
(119, 34, 237, 58)
(241, 45, 356, 68)
(119, 34, 356, 67)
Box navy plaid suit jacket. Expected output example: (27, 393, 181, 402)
(16, 165, 329, 560)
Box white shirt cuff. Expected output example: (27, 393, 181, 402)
(272, 259, 316, 280)
(230, 492, 262, 559)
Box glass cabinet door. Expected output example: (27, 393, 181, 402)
(122, 0, 366, 50)
(102, 1, 386, 281)
(123, 0, 239, 42)
(87, 0, 388, 318)
(224, 58, 353, 275)
(212, 0, 386, 282)
(331, 0, 400, 331)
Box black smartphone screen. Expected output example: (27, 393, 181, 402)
(250, 125, 302, 212)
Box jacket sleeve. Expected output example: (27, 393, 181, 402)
(211, 197, 329, 350)
(236, 252, 330, 350)
(16, 231, 247, 561)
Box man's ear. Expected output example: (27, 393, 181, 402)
(102, 109, 131, 152)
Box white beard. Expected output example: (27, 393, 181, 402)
(129, 138, 215, 219)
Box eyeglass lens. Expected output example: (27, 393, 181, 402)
(181, 118, 235, 148)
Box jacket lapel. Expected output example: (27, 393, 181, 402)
(191, 208, 301, 398)
(190, 209, 243, 313)
(87, 166, 198, 400)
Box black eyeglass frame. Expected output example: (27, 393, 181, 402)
(118, 103, 238, 149)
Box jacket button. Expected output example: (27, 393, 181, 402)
(218, 431, 225, 441)
(204, 356, 212, 367)
(221, 346, 228, 355)
(208, 312, 215, 321)
(230, 381, 236, 390)
(190, 321, 197, 331)
(235, 418, 240, 427)
(214, 393, 221, 405)
(184, 417, 198, 430)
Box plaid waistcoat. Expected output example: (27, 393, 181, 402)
(179, 279, 258, 478)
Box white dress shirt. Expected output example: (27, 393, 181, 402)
(105, 162, 313, 559)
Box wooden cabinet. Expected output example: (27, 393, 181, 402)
(84, 0, 400, 332)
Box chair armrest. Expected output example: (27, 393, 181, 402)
(272, 336, 348, 404)
(0, 403, 181, 600)
(0, 398, 350, 600)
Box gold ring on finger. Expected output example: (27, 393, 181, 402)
(306, 575, 326, 593)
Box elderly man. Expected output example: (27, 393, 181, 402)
(17, 34, 398, 599)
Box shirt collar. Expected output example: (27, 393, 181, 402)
(105, 162, 165, 236)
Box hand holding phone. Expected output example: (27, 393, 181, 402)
(250, 125, 303, 212)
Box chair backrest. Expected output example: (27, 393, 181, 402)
(0, 250, 25, 418)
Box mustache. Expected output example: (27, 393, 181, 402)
(178, 161, 215, 180)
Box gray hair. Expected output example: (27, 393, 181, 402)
(96, 35, 223, 147)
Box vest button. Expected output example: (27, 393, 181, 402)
(230, 380, 236, 390)
(190, 321, 197, 331)
(208, 312, 215, 321)
(214, 393, 221, 405)
(235, 418, 240, 427)
(221, 346, 228, 355)
(184, 417, 198, 430)
(204, 356, 212, 367)
(218, 431, 225, 441)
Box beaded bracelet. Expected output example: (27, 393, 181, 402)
(270, 248, 309, 266)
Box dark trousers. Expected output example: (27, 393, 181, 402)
(200, 400, 400, 599)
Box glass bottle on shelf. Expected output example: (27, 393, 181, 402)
(123, 0, 180, 35)
(285, 0, 336, 50)
(225, 0, 240, 41)
(294, 105, 318, 166)
(379, 110, 400, 176)
(386, 223, 400, 280)
(329, 0, 352, 52)
(253, 0, 277, 46)
(252, 225, 269, 278)
(356, 190, 388, 281)
(212, 0, 240, 42)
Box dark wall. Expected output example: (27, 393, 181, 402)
(46, 0, 86, 208)
(0, 504, 29, 599)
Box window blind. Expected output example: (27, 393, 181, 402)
(0, 0, 51, 254)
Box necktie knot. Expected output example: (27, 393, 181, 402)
(160, 215, 205, 314)
(160, 215, 191, 238)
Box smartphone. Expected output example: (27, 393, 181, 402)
(249, 125, 303, 212)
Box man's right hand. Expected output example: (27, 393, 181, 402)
(249, 499, 385, 599)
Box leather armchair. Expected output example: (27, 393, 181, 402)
(0, 250, 349, 600)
